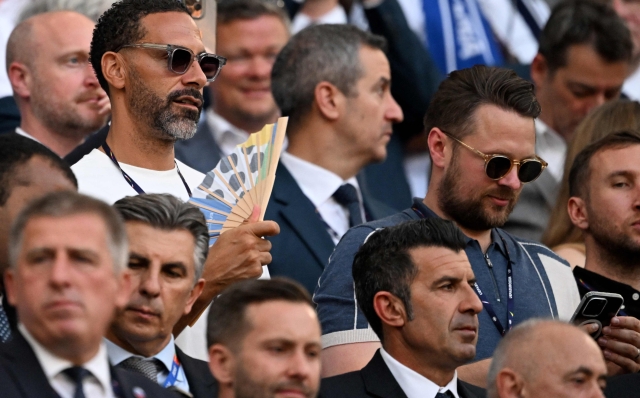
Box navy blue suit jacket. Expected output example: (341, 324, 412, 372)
(264, 163, 395, 294)
(174, 120, 224, 174)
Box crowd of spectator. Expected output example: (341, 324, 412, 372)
(1, 0, 640, 397)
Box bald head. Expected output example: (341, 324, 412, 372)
(488, 320, 607, 398)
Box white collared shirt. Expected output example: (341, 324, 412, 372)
(19, 324, 114, 398)
(15, 127, 41, 143)
(534, 119, 566, 182)
(290, 5, 348, 34)
(380, 347, 460, 398)
(106, 336, 190, 393)
(206, 109, 250, 157)
(280, 151, 365, 245)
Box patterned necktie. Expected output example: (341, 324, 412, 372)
(118, 357, 162, 383)
(0, 306, 11, 342)
(62, 366, 91, 398)
(332, 183, 364, 227)
(435, 390, 455, 398)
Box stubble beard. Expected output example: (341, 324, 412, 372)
(438, 153, 518, 231)
(233, 362, 316, 398)
(588, 205, 640, 270)
(128, 69, 201, 142)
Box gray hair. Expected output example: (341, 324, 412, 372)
(19, 0, 115, 22)
(9, 191, 128, 271)
(113, 194, 209, 282)
(271, 24, 387, 128)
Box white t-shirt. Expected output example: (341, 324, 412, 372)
(71, 148, 210, 361)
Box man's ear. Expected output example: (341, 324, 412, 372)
(114, 269, 133, 310)
(313, 81, 342, 121)
(183, 278, 205, 315)
(373, 291, 408, 329)
(209, 344, 235, 386)
(427, 128, 450, 170)
(530, 53, 549, 88)
(495, 368, 526, 398)
(8, 62, 32, 99)
(4, 269, 17, 306)
(102, 52, 127, 91)
(568, 196, 589, 231)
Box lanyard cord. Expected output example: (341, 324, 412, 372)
(101, 141, 192, 197)
(411, 206, 514, 336)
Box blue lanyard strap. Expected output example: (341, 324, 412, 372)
(101, 141, 192, 197)
(163, 355, 181, 388)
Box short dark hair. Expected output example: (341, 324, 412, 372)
(424, 65, 540, 141)
(113, 194, 209, 281)
(539, 0, 632, 74)
(207, 278, 313, 349)
(569, 131, 640, 198)
(271, 24, 387, 128)
(217, 0, 290, 28)
(9, 191, 128, 270)
(353, 218, 467, 343)
(0, 135, 77, 206)
(90, 0, 190, 95)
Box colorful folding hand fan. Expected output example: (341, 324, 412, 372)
(189, 117, 288, 245)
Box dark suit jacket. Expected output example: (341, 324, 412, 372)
(174, 119, 224, 174)
(175, 346, 218, 398)
(0, 332, 178, 398)
(605, 373, 640, 398)
(0, 96, 20, 135)
(320, 350, 486, 398)
(264, 163, 395, 294)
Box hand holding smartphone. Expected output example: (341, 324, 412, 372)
(570, 291, 624, 339)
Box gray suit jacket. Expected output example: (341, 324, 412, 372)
(174, 120, 225, 174)
(503, 170, 559, 241)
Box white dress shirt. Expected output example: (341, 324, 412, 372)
(106, 336, 190, 393)
(280, 151, 365, 245)
(19, 324, 114, 398)
(291, 5, 348, 34)
(380, 347, 460, 398)
(15, 127, 40, 143)
(206, 109, 250, 157)
(534, 118, 566, 182)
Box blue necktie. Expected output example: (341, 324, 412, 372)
(0, 306, 11, 342)
(333, 184, 364, 227)
(436, 391, 455, 398)
(62, 366, 91, 398)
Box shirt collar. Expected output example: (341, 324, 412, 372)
(15, 127, 41, 143)
(19, 323, 112, 395)
(379, 347, 459, 398)
(206, 110, 249, 145)
(280, 151, 361, 208)
(412, 199, 508, 256)
(105, 335, 177, 374)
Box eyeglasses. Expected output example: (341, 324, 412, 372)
(441, 130, 548, 183)
(118, 43, 227, 82)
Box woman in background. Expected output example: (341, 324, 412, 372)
(543, 99, 640, 268)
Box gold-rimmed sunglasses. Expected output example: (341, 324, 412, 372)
(441, 130, 547, 183)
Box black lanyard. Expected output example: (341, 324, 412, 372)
(411, 206, 515, 336)
(101, 142, 192, 197)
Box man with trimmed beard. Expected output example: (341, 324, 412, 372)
(314, 65, 581, 387)
(71, 0, 280, 363)
(567, 131, 640, 375)
(207, 278, 321, 398)
(6, 10, 110, 157)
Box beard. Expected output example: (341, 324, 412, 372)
(233, 362, 316, 398)
(31, 76, 108, 140)
(128, 68, 202, 142)
(588, 206, 640, 268)
(438, 152, 518, 231)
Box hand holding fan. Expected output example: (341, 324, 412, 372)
(189, 117, 288, 245)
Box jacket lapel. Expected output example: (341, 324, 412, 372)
(0, 332, 61, 398)
(271, 164, 336, 269)
(175, 346, 218, 398)
(361, 351, 409, 398)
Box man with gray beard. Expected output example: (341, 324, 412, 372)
(6, 10, 110, 157)
(72, 0, 280, 364)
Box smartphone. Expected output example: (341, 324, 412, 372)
(570, 291, 624, 339)
(183, 0, 217, 53)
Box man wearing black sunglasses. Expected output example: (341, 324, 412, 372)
(314, 65, 581, 387)
(70, 0, 279, 365)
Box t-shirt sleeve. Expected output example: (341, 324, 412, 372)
(313, 226, 380, 348)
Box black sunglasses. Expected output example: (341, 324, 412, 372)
(441, 130, 548, 183)
(118, 43, 226, 82)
